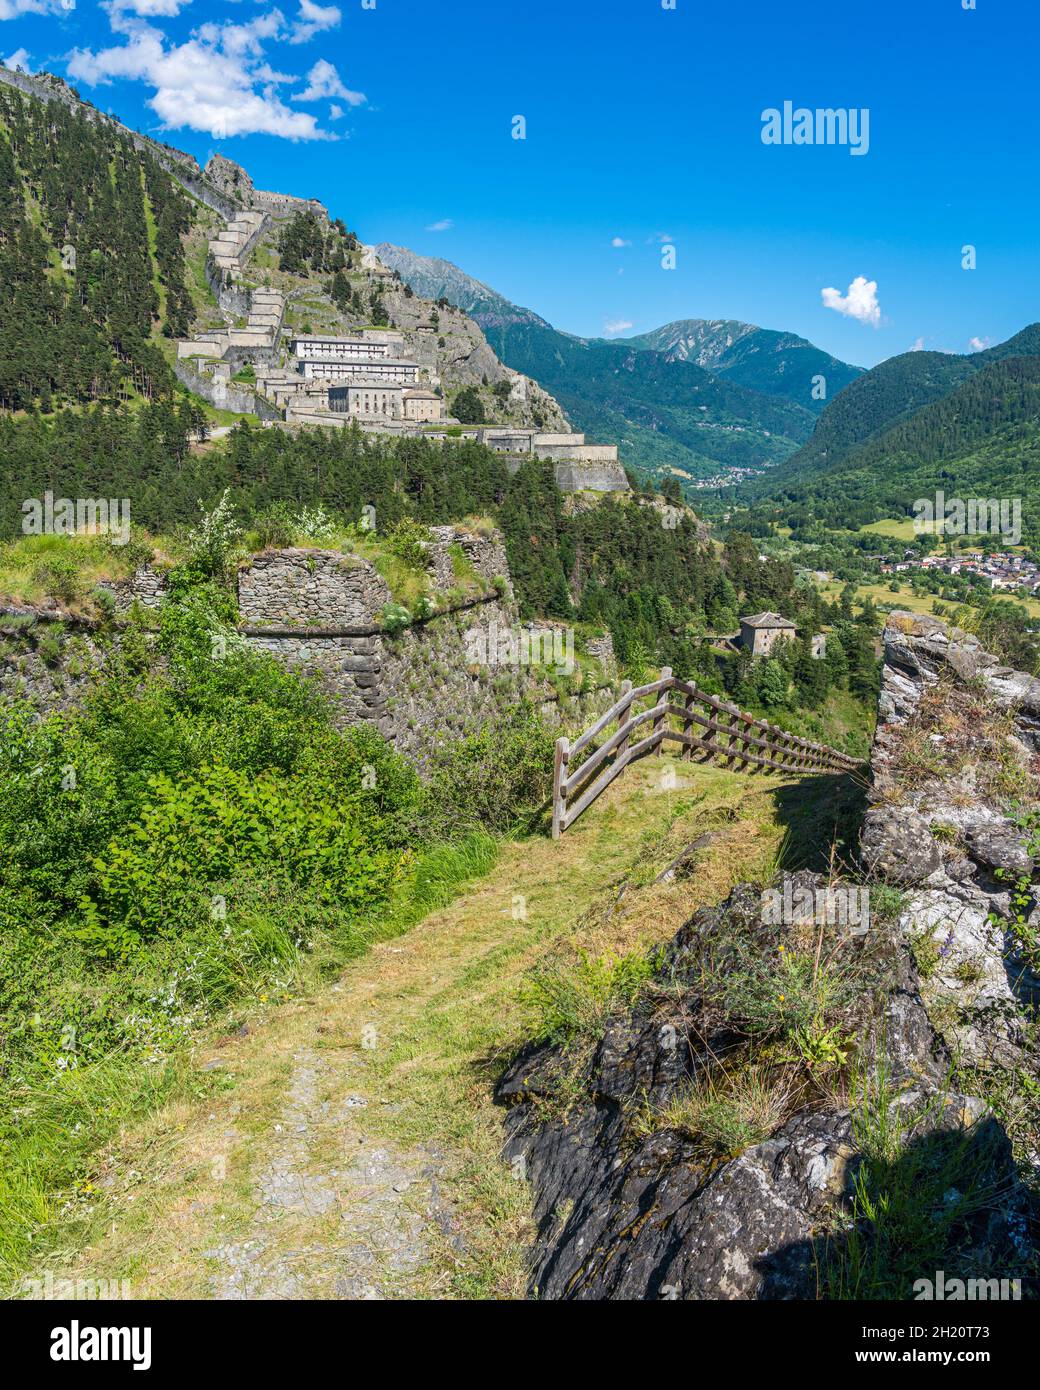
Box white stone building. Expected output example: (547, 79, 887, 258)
(402, 389, 444, 423)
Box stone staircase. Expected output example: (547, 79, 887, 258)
(176, 208, 287, 385)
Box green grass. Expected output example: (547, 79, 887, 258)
(0, 532, 143, 609)
(22, 756, 814, 1298)
(820, 1064, 1020, 1300)
(859, 517, 920, 542)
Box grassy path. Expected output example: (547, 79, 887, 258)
(49, 756, 812, 1300)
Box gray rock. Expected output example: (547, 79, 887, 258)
(965, 821, 1033, 878)
(860, 807, 942, 885)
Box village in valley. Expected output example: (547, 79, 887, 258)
(877, 547, 1040, 596)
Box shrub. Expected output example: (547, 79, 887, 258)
(77, 762, 401, 957)
(32, 555, 81, 605)
(418, 702, 556, 838)
(252, 502, 297, 549)
(380, 602, 412, 637)
(186, 489, 241, 579)
(385, 517, 430, 570)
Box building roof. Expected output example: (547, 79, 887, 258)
(403, 389, 437, 399)
(328, 378, 406, 391)
(740, 611, 796, 629)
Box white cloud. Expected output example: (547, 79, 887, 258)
(111, 0, 191, 16)
(289, 0, 339, 43)
(610, 236, 630, 248)
(604, 318, 633, 335)
(425, 218, 453, 233)
(0, 0, 68, 18)
(821, 275, 881, 327)
(294, 57, 364, 104)
(67, 16, 335, 140)
(2, 46, 31, 69)
(968, 335, 991, 351)
(909, 337, 925, 351)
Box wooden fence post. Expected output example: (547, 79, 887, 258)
(723, 702, 740, 768)
(682, 681, 697, 761)
(653, 667, 672, 748)
(616, 679, 634, 761)
(552, 736, 569, 840)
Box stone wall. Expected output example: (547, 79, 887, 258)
(0, 611, 111, 718)
(96, 564, 168, 613)
(502, 457, 630, 494)
(552, 459, 631, 494)
(0, 529, 618, 768)
(173, 360, 282, 421)
(238, 530, 616, 765)
(239, 549, 388, 628)
(205, 260, 253, 317)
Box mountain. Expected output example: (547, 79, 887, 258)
(746, 324, 1040, 523)
(373, 244, 549, 332)
(376, 243, 835, 485)
(744, 352, 1040, 539)
(620, 319, 863, 411)
(0, 71, 197, 409)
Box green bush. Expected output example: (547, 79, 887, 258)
(418, 702, 556, 838)
(78, 762, 400, 957)
(32, 554, 81, 605)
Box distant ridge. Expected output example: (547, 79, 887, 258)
(619, 319, 863, 410)
(374, 243, 862, 486)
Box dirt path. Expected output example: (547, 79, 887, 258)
(59, 756, 800, 1299)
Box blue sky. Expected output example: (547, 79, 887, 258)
(3, 0, 1038, 368)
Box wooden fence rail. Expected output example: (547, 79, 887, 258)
(552, 667, 862, 838)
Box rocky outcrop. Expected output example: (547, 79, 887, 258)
(495, 611, 1040, 1299)
(862, 612, 1040, 1068)
(496, 876, 1033, 1300)
(204, 154, 327, 221)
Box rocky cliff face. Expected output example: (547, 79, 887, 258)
(861, 612, 1040, 1072)
(494, 611, 1040, 1299)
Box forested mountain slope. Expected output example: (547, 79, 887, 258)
(0, 82, 196, 410)
(621, 318, 862, 411)
(746, 356, 1040, 536)
(749, 324, 1040, 508)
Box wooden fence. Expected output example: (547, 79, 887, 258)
(552, 667, 863, 838)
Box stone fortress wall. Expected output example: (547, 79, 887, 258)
(236, 527, 617, 764)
